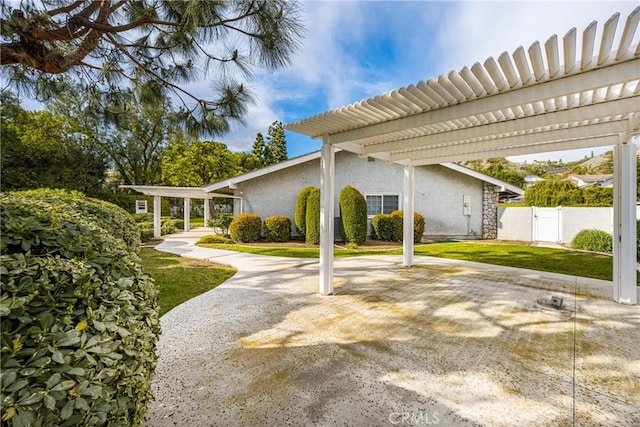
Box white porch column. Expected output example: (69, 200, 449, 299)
(319, 139, 335, 295)
(153, 196, 161, 238)
(183, 198, 191, 232)
(613, 138, 637, 305)
(403, 165, 415, 267)
(204, 198, 211, 226)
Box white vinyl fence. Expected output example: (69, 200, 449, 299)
(497, 206, 640, 244)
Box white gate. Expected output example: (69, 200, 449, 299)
(533, 207, 561, 242)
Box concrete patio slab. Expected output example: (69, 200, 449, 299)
(146, 232, 639, 426)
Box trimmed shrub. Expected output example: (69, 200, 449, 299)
(294, 187, 316, 238)
(160, 218, 183, 235)
(391, 210, 426, 243)
(305, 188, 321, 244)
(264, 215, 291, 242)
(15, 188, 141, 251)
(372, 211, 425, 242)
(229, 213, 262, 242)
(207, 214, 233, 236)
(0, 190, 159, 426)
(198, 234, 233, 244)
(339, 185, 368, 245)
(637, 219, 640, 261)
(133, 213, 155, 223)
(571, 229, 613, 253)
(138, 221, 155, 241)
(524, 179, 584, 206)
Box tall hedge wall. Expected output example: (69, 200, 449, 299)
(294, 187, 316, 238)
(305, 188, 321, 245)
(339, 185, 368, 245)
(0, 189, 160, 426)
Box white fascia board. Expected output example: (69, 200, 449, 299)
(204, 151, 323, 192)
(441, 163, 525, 195)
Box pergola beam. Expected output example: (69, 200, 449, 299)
(326, 59, 639, 145)
(360, 97, 639, 155)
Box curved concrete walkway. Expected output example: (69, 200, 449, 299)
(146, 231, 639, 426)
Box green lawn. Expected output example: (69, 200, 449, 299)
(198, 240, 638, 283)
(140, 248, 237, 316)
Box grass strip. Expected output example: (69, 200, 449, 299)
(140, 248, 237, 316)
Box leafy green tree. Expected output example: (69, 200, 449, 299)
(524, 179, 583, 206)
(162, 139, 241, 186)
(0, 94, 107, 194)
(1, 1, 304, 135)
(47, 85, 178, 185)
(265, 120, 287, 165)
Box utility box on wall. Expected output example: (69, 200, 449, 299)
(135, 200, 148, 214)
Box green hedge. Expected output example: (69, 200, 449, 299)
(571, 229, 613, 253)
(206, 214, 234, 236)
(294, 187, 315, 238)
(637, 219, 640, 261)
(339, 186, 368, 245)
(197, 235, 233, 244)
(229, 213, 262, 243)
(371, 214, 398, 241)
(264, 216, 291, 242)
(0, 189, 160, 426)
(371, 210, 425, 242)
(305, 188, 321, 245)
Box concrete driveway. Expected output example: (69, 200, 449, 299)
(146, 231, 639, 426)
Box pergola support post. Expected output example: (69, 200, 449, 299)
(319, 138, 335, 295)
(403, 165, 415, 267)
(183, 198, 191, 232)
(613, 137, 637, 305)
(204, 198, 211, 225)
(153, 196, 161, 238)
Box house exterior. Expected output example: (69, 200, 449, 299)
(205, 150, 523, 240)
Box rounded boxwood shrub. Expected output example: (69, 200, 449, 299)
(571, 229, 613, 253)
(229, 213, 262, 242)
(391, 210, 426, 243)
(294, 187, 316, 238)
(0, 190, 159, 427)
(305, 188, 321, 244)
(138, 221, 155, 242)
(371, 213, 397, 241)
(264, 215, 291, 242)
(339, 185, 368, 245)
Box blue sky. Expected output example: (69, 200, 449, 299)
(214, 0, 639, 163)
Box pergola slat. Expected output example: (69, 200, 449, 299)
(598, 13, 620, 65)
(617, 7, 640, 59)
(581, 20, 597, 70)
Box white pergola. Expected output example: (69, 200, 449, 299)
(120, 185, 239, 238)
(286, 8, 640, 304)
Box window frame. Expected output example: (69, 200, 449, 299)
(364, 193, 400, 218)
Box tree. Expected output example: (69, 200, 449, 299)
(1, 1, 304, 135)
(524, 179, 583, 206)
(251, 132, 267, 167)
(162, 139, 241, 186)
(0, 93, 107, 195)
(47, 84, 178, 185)
(265, 120, 287, 165)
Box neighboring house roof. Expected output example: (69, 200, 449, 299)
(524, 174, 544, 183)
(567, 174, 614, 187)
(204, 150, 525, 195)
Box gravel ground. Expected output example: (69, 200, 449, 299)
(146, 231, 640, 427)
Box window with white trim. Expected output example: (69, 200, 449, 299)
(365, 194, 399, 217)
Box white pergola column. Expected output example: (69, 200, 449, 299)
(153, 196, 161, 238)
(183, 198, 191, 232)
(613, 137, 637, 305)
(319, 139, 335, 295)
(204, 198, 211, 226)
(403, 165, 415, 267)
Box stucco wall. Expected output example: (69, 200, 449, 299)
(233, 151, 486, 239)
(561, 207, 613, 243)
(497, 207, 533, 241)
